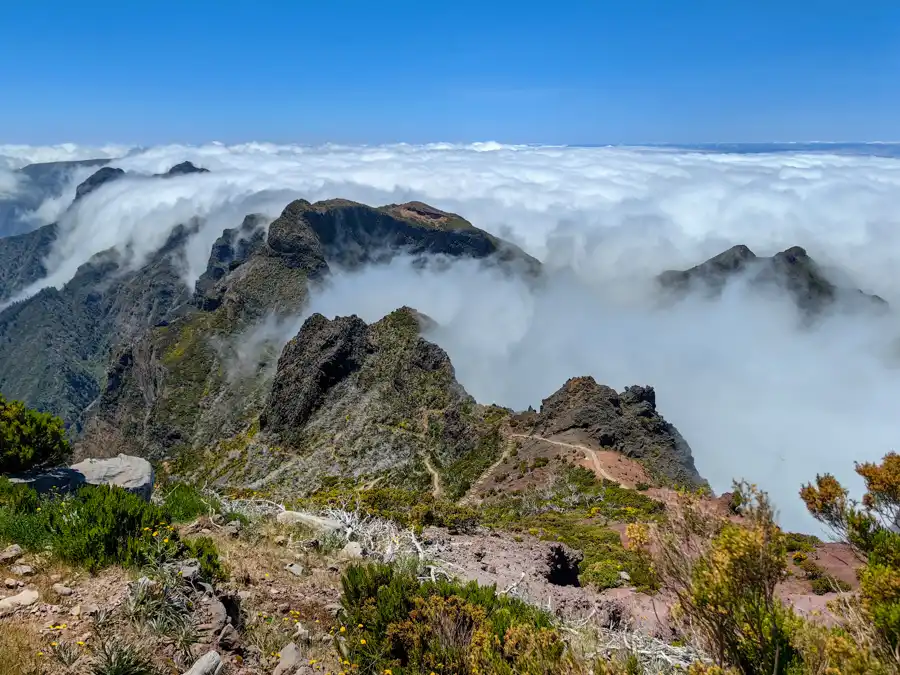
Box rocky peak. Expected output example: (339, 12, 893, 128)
(164, 161, 209, 176)
(531, 376, 705, 488)
(658, 244, 887, 316)
(74, 167, 125, 201)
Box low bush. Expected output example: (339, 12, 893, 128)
(337, 562, 581, 674)
(0, 482, 225, 578)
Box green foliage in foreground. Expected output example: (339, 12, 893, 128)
(0, 477, 224, 579)
(337, 562, 582, 675)
(0, 392, 70, 473)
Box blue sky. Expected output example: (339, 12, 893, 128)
(1, 1, 899, 145)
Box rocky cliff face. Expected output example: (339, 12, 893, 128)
(658, 244, 887, 317)
(213, 306, 497, 493)
(525, 376, 705, 489)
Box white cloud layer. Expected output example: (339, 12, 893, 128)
(3, 141, 900, 531)
(0, 143, 132, 170)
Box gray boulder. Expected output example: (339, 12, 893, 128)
(70, 454, 154, 500)
(276, 510, 343, 535)
(273, 642, 303, 675)
(10, 454, 154, 500)
(184, 651, 223, 675)
(0, 544, 22, 563)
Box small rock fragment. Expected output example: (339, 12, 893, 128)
(339, 542, 364, 560)
(618, 571, 632, 582)
(179, 560, 201, 582)
(49, 574, 62, 583)
(9, 564, 34, 576)
(273, 642, 302, 675)
(52, 583, 74, 597)
(274, 535, 287, 546)
(285, 563, 304, 577)
(0, 544, 22, 563)
(4, 579, 15, 589)
(184, 650, 223, 675)
(218, 624, 241, 652)
(293, 622, 311, 643)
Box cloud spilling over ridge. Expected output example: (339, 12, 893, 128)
(3, 141, 900, 531)
(304, 256, 899, 533)
(5, 141, 900, 306)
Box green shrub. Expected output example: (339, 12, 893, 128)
(798, 558, 823, 580)
(810, 576, 851, 595)
(161, 483, 220, 523)
(0, 483, 224, 579)
(184, 536, 227, 581)
(337, 563, 573, 674)
(47, 486, 174, 571)
(0, 476, 39, 513)
(0, 393, 69, 473)
(783, 532, 820, 553)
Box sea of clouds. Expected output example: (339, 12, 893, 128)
(2, 140, 900, 531)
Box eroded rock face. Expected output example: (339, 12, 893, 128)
(533, 377, 705, 488)
(262, 314, 370, 440)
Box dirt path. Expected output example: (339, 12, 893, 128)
(459, 440, 514, 505)
(510, 433, 618, 483)
(421, 452, 444, 499)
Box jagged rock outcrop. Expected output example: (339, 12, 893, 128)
(74, 166, 125, 201)
(527, 376, 705, 488)
(194, 214, 267, 311)
(245, 306, 497, 492)
(279, 198, 541, 274)
(76, 197, 536, 462)
(658, 244, 887, 316)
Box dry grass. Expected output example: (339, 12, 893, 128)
(0, 621, 55, 675)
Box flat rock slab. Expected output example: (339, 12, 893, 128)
(276, 510, 343, 534)
(10, 454, 154, 501)
(0, 588, 39, 615)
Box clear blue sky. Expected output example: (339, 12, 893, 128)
(1, 1, 899, 145)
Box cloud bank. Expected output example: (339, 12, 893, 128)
(3, 141, 900, 531)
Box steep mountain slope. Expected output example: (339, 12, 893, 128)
(658, 244, 888, 316)
(0, 225, 194, 426)
(163, 306, 704, 498)
(0, 223, 57, 302)
(74, 197, 541, 462)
